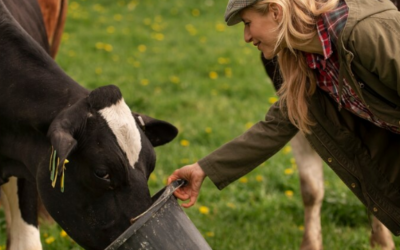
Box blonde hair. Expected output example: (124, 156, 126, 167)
(252, 0, 339, 133)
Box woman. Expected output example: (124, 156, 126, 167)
(168, 0, 400, 234)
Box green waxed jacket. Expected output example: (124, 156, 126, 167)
(199, 0, 400, 234)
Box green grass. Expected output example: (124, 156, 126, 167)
(1, 0, 399, 249)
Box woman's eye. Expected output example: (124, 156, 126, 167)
(95, 169, 110, 180)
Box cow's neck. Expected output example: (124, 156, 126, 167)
(0, 1, 89, 131)
(0, 130, 49, 184)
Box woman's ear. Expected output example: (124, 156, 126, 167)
(269, 3, 283, 22)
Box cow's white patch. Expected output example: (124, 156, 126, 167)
(0, 177, 42, 250)
(99, 98, 141, 167)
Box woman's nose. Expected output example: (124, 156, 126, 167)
(244, 28, 252, 43)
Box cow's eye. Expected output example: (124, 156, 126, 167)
(94, 169, 110, 180)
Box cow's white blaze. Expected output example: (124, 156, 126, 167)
(99, 98, 141, 168)
(0, 177, 42, 250)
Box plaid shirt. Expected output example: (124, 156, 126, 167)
(305, 0, 400, 134)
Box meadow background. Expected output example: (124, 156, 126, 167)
(0, 0, 399, 249)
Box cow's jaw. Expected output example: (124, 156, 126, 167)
(99, 98, 141, 168)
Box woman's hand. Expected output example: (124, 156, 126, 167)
(167, 162, 206, 208)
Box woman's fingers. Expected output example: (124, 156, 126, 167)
(167, 163, 206, 208)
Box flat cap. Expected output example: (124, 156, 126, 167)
(225, 0, 258, 26)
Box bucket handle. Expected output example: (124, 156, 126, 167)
(129, 179, 186, 224)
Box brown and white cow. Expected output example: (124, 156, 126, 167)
(0, 1, 178, 249)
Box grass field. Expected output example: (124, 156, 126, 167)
(0, 0, 399, 249)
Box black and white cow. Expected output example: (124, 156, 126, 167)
(0, 0, 178, 249)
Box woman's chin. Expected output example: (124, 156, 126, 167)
(262, 52, 275, 60)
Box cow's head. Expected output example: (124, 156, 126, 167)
(38, 85, 178, 249)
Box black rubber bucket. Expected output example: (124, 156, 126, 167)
(105, 180, 212, 250)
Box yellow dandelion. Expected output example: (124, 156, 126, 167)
(149, 173, 157, 181)
(104, 44, 113, 52)
(169, 75, 180, 84)
(180, 158, 190, 164)
(205, 127, 212, 134)
(206, 232, 215, 237)
(107, 26, 115, 34)
(268, 96, 278, 104)
(227, 202, 236, 209)
(141, 79, 149, 86)
(218, 57, 229, 64)
(239, 177, 248, 183)
(95, 42, 105, 49)
(112, 55, 120, 62)
(43, 233, 49, 238)
(199, 206, 210, 214)
(128, 1, 137, 10)
(114, 14, 123, 21)
(170, 7, 179, 15)
(62, 32, 70, 42)
(133, 61, 141, 68)
(122, 28, 130, 35)
(185, 24, 197, 36)
(244, 48, 253, 56)
(290, 158, 296, 164)
(192, 9, 200, 16)
(283, 145, 292, 154)
(200, 36, 207, 43)
(154, 87, 162, 94)
(153, 33, 165, 41)
(138, 44, 147, 52)
(60, 230, 68, 238)
(284, 168, 294, 175)
(180, 140, 190, 147)
(151, 23, 162, 32)
(95, 67, 102, 75)
(285, 190, 294, 198)
(155, 15, 163, 23)
(215, 23, 226, 32)
(209, 71, 218, 79)
(256, 175, 263, 182)
(93, 4, 104, 12)
(68, 50, 76, 57)
(245, 122, 253, 129)
(45, 236, 55, 244)
(225, 68, 232, 78)
(298, 225, 305, 231)
(143, 18, 152, 25)
(70, 2, 80, 10)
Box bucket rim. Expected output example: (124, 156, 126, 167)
(104, 179, 186, 250)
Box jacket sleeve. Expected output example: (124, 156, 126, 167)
(198, 102, 298, 190)
(348, 9, 400, 97)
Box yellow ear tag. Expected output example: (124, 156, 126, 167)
(60, 159, 69, 193)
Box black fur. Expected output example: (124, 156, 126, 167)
(0, 1, 178, 249)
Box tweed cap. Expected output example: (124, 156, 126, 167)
(225, 0, 258, 26)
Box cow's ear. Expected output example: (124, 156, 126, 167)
(48, 100, 88, 170)
(49, 129, 77, 170)
(132, 113, 178, 147)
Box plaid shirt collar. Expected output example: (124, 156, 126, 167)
(306, 0, 349, 65)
